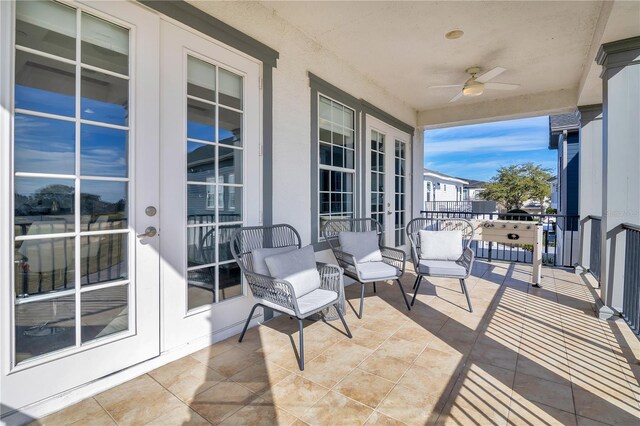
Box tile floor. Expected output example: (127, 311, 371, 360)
(33, 261, 640, 425)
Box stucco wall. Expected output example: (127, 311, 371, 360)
(187, 1, 417, 245)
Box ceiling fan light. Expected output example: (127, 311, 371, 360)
(463, 82, 484, 97)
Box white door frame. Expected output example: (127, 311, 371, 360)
(1, 0, 161, 414)
(365, 115, 412, 249)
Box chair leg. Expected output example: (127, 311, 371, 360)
(335, 304, 353, 338)
(396, 279, 411, 311)
(373, 282, 377, 293)
(358, 283, 365, 319)
(460, 279, 473, 313)
(411, 276, 423, 307)
(412, 275, 420, 290)
(238, 303, 261, 342)
(298, 319, 305, 371)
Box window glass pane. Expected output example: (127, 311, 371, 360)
(319, 127, 331, 143)
(188, 267, 215, 310)
(80, 180, 127, 231)
(319, 143, 331, 166)
(81, 285, 128, 343)
(344, 131, 354, 149)
(219, 186, 242, 222)
(81, 13, 128, 75)
(332, 146, 344, 168)
(81, 124, 128, 177)
(187, 142, 216, 183)
(319, 169, 330, 192)
(319, 193, 330, 214)
(343, 108, 354, 129)
(219, 108, 242, 147)
(187, 56, 216, 102)
(319, 96, 331, 120)
(14, 114, 75, 175)
(15, 50, 75, 117)
(219, 68, 242, 110)
(187, 184, 216, 224)
(14, 237, 75, 297)
(81, 233, 128, 286)
(219, 147, 242, 184)
(333, 128, 344, 146)
(345, 149, 354, 169)
(16, 0, 76, 60)
(187, 98, 215, 142)
(219, 263, 242, 301)
(15, 294, 76, 364)
(188, 226, 216, 267)
(81, 69, 128, 126)
(15, 177, 75, 236)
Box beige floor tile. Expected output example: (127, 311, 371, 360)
(205, 346, 264, 378)
(298, 354, 355, 388)
(392, 321, 437, 344)
(516, 354, 572, 385)
(300, 391, 373, 426)
(364, 411, 407, 425)
(262, 374, 330, 418)
(95, 375, 186, 426)
(334, 369, 395, 408)
(350, 325, 392, 350)
(322, 339, 374, 369)
(144, 404, 210, 426)
(469, 338, 519, 371)
(397, 364, 458, 400)
(507, 400, 577, 426)
(230, 361, 292, 394)
(374, 335, 427, 364)
(34, 399, 113, 426)
(377, 384, 441, 426)
(413, 345, 467, 374)
(575, 415, 613, 426)
(357, 352, 412, 383)
(149, 355, 204, 387)
(572, 386, 640, 425)
(512, 372, 575, 414)
(219, 396, 298, 425)
(188, 380, 256, 424)
(264, 345, 320, 373)
(190, 340, 236, 363)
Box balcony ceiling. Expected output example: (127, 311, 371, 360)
(256, 1, 639, 127)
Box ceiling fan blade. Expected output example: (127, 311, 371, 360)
(485, 82, 519, 90)
(449, 91, 464, 103)
(428, 84, 463, 89)
(476, 67, 506, 83)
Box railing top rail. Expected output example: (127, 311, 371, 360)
(586, 215, 602, 220)
(420, 210, 578, 219)
(622, 223, 640, 232)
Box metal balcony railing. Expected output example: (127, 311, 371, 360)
(585, 215, 602, 283)
(424, 200, 498, 214)
(421, 210, 580, 267)
(622, 223, 640, 335)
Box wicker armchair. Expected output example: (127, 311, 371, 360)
(230, 224, 352, 370)
(322, 218, 411, 318)
(405, 217, 475, 312)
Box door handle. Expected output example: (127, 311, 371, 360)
(137, 226, 157, 238)
(387, 211, 392, 215)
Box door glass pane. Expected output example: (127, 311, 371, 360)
(81, 285, 128, 343)
(12, 2, 133, 363)
(15, 114, 75, 175)
(15, 295, 76, 364)
(81, 13, 129, 75)
(16, 0, 76, 60)
(185, 56, 245, 310)
(15, 177, 75, 236)
(219, 263, 242, 302)
(14, 237, 75, 297)
(80, 233, 128, 285)
(15, 50, 76, 117)
(370, 130, 385, 227)
(394, 140, 406, 246)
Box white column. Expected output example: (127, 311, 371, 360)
(596, 37, 640, 317)
(577, 105, 603, 272)
(412, 127, 425, 218)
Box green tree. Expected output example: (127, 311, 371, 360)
(481, 163, 552, 212)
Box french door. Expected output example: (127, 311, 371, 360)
(366, 116, 411, 249)
(1, 0, 160, 413)
(160, 21, 262, 350)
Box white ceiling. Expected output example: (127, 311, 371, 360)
(258, 1, 639, 126)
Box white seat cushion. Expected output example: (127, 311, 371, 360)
(418, 260, 467, 277)
(297, 288, 339, 315)
(251, 246, 297, 275)
(338, 231, 383, 262)
(265, 245, 321, 297)
(419, 230, 463, 261)
(356, 261, 398, 280)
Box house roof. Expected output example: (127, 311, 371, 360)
(464, 179, 487, 189)
(549, 113, 580, 149)
(424, 169, 468, 185)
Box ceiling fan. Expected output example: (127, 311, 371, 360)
(428, 67, 520, 102)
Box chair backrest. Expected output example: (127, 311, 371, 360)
(405, 217, 474, 261)
(322, 218, 383, 253)
(230, 224, 301, 274)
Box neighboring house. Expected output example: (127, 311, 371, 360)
(424, 169, 468, 203)
(548, 176, 558, 210)
(549, 113, 581, 265)
(463, 179, 486, 201)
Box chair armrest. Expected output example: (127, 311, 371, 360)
(242, 270, 298, 313)
(332, 249, 357, 270)
(380, 246, 406, 275)
(456, 247, 474, 277)
(317, 263, 344, 294)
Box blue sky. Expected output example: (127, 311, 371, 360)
(424, 116, 556, 182)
